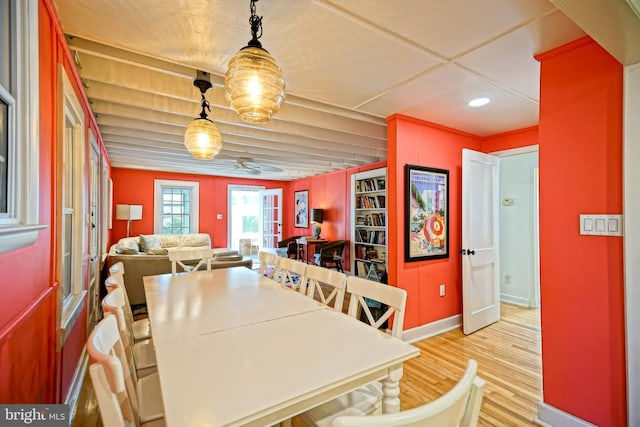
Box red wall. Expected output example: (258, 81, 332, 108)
(536, 37, 626, 426)
(110, 169, 284, 247)
(386, 115, 483, 329)
(0, 0, 107, 403)
(481, 126, 538, 153)
(281, 162, 387, 253)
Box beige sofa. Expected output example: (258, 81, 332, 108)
(106, 233, 252, 305)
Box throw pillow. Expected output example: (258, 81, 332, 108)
(181, 234, 210, 248)
(115, 245, 138, 255)
(139, 234, 161, 252)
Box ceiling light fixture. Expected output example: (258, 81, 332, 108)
(468, 97, 491, 108)
(184, 71, 223, 160)
(225, 0, 285, 124)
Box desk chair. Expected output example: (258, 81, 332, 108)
(87, 315, 164, 425)
(305, 264, 346, 312)
(300, 276, 407, 426)
(277, 235, 304, 259)
(168, 248, 215, 274)
(105, 273, 152, 343)
(314, 240, 346, 272)
(102, 287, 157, 378)
(330, 359, 485, 427)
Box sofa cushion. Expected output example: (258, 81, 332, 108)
(145, 248, 169, 255)
(181, 234, 210, 248)
(158, 235, 182, 248)
(139, 234, 161, 252)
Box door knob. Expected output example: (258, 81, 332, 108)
(468, 249, 475, 255)
(459, 248, 475, 255)
(459, 249, 467, 255)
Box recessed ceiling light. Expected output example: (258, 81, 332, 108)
(468, 97, 491, 108)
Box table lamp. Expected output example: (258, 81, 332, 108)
(311, 208, 323, 239)
(116, 204, 143, 237)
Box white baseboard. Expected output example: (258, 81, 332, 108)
(500, 293, 530, 307)
(401, 314, 461, 343)
(536, 402, 596, 427)
(65, 348, 89, 418)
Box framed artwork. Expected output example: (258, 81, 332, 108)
(294, 190, 308, 228)
(405, 164, 449, 261)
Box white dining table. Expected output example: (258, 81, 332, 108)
(143, 267, 419, 427)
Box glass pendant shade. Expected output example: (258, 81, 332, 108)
(184, 117, 222, 160)
(225, 46, 285, 124)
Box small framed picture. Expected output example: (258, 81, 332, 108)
(294, 190, 309, 228)
(405, 164, 449, 261)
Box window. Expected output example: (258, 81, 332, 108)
(0, 0, 44, 254)
(58, 66, 86, 343)
(154, 180, 199, 234)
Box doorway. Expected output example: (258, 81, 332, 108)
(228, 185, 263, 254)
(495, 148, 540, 310)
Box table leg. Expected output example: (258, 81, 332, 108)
(381, 364, 403, 413)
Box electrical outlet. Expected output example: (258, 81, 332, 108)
(439, 283, 445, 297)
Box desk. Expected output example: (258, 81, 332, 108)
(295, 238, 327, 264)
(144, 267, 419, 427)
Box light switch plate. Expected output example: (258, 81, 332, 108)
(580, 214, 623, 236)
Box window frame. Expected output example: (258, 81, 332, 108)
(58, 65, 86, 346)
(153, 179, 200, 234)
(0, 0, 46, 254)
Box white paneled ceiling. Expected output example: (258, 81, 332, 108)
(53, 0, 638, 180)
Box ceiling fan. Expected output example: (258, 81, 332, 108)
(230, 158, 284, 175)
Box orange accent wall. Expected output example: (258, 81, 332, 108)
(537, 37, 626, 426)
(110, 169, 284, 247)
(481, 126, 538, 153)
(280, 162, 387, 268)
(386, 115, 483, 329)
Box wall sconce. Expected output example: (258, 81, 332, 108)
(116, 204, 142, 237)
(311, 208, 323, 239)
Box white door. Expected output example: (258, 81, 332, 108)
(462, 149, 500, 334)
(260, 189, 282, 248)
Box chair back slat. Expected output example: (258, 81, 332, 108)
(258, 251, 280, 279)
(276, 257, 308, 292)
(305, 264, 346, 312)
(168, 248, 215, 274)
(330, 360, 485, 427)
(346, 276, 407, 338)
(88, 315, 141, 424)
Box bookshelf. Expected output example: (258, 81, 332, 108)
(351, 167, 387, 282)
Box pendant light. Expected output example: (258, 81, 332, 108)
(225, 0, 285, 124)
(184, 71, 223, 160)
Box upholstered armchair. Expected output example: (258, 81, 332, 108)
(277, 235, 304, 258)
(314, 240, 347, 272)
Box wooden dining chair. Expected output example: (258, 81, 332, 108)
(88, 363, 166, 427)
(304, 264, 347, 312)
(276, 257, 308, 293)
(300, 276, 408, 426)
(168, 248, 215, 274)
(102, 287, 157, 378)
(105, 272, 152, 343)
(258, 250, 280, 279)
(330, 359, 485, 427)
(87, 315, 165, 425)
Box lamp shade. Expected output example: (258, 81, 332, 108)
(116, 204, 142, 221)
(311, 208, 323, 224)
(224, 46, 286, 124)
(184, 118, 223, 160)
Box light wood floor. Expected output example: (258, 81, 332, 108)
(72, 302, 541, 427)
